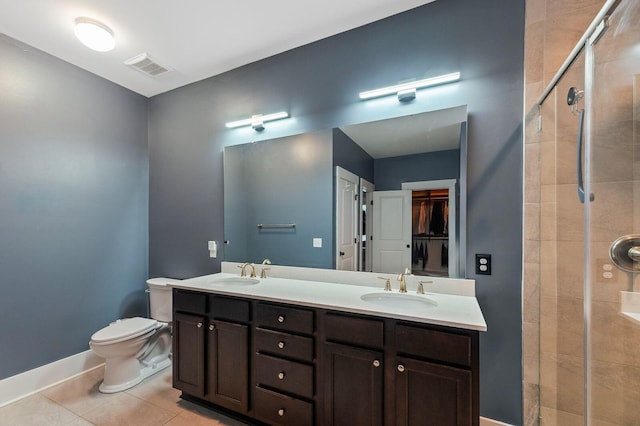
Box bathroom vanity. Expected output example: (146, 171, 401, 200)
(170, 266, 486, 426)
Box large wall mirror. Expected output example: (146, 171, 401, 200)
(223, 105, 467, 278)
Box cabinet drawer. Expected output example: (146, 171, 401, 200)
(324, 313, 384, 349)
(254, 386, 313, 426)
(210, 295, 250, 322)
(256, 303, 314, 335)
(255, 328, 314, 362)
(173, 289, 207, 314)
(396, 324, 471, 367)
(255, 353, 314, 398)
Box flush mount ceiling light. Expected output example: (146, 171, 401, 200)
(225, 112, 289, 131)
(74, 17, 115, 52)
(359, 72, 461, 101)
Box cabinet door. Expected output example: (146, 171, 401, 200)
(395, 357, 473, 426)
(173, 312, 205, 396)
(207, 319, 249, 413)
(324, 342, 383, 426)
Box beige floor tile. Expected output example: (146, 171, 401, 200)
(124, 368, 185, 415)
(40, 366, 117, 417)
(172, 399, 248, 425)
(80, 392, 176, 426)
(0, 393, 93, 426)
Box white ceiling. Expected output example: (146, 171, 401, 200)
(340, 105, 466, 159)
(0, 0, 435, 98)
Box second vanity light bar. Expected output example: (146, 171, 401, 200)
(358, 72, 461, 100)
(225, 111, 289, 129)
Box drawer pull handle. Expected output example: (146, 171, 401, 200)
(277, 372, 285, 380)
(373, 359, 381, 368)
(278, 341, 286, 349)
(277, 315, 285, 323)
(197, 322, 203, 328)
(278, 408, 285, 417)
(397, 364, 405, 373)
(209, 324, 215, 331)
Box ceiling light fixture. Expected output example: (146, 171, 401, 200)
(74, 17, 115, 52)
(225, 112, 289, 131)
(359, 72, 461, 101)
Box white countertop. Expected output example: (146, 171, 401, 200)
(171, 272, 487, 331)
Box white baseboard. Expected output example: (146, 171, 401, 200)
(0, 350, 104, 408)
(480, 417, 514, 426)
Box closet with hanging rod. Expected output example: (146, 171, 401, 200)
(410, 189, 449, 276)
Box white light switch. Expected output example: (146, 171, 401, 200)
(313, 238, 322, 248)
(208, 241, 217, 258)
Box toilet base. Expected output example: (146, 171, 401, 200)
(98, 355, 171, 394)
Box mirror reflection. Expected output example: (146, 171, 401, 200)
(223, 105, 467, 277)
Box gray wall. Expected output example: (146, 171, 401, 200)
(0, 35, 149, 379)
(149, 0, 524, 423)
(374, 149, 460, 191)
(224, 131, 333, 268)
(332, 128, 374, 182)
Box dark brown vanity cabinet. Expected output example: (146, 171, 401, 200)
(172, 289, 251, 414)
(323, 313, 385, 426)
(253, 302, 315, 426)
(172, 289, 479, 426)
(321, 312, 478, 426)
(394, 324, 476, 426)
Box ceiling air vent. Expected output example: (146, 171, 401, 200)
(124, 53, 172, 78)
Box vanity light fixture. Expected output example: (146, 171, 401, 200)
(358, 72, 461, 101)
(225, 111, 289, 131)
(74, 17, 115, 52)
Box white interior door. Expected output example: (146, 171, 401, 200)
(336, 167, 358, 271)
(371, 190, 411, 274)
(359, 178, 375, 272)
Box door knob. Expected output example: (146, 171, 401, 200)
(339, 251, 345, 256)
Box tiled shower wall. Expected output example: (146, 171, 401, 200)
(523, 0, 606, 425)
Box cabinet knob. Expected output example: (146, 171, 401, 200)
(277, 372, 285, 380)
(278, 408, 285, 417)
(197, 322, 202, 328)
(209, 324, 215, 331)
(278, 341, 286, 349)
(277, 315, 285, 323)
(397, 364, 405, 373)
(373, 359, 381, 368)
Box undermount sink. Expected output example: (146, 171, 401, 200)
(208, 277, 260, 286)
(360, 292, 438, 309)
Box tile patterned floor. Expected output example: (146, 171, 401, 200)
(0, 367, 248, 425)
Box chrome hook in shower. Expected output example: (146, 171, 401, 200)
(610, 234, 640, 273)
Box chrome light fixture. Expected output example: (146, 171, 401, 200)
(359, 72, 461, 101)
(74, 17, 115, 52)
(225, 112, 289, 131)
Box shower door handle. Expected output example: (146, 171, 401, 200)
(576, 109, 594, 203)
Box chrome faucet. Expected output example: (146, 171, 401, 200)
(238, 262, 256, 278)
(397, 267, 411, 293)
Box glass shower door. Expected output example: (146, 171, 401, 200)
(586, 1, 640, 424)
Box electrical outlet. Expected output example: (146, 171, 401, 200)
(476, 254, 492, 275)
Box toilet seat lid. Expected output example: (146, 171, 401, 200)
(91, 317, 158, 344)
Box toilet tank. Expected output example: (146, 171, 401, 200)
(146, 278, 180, 322)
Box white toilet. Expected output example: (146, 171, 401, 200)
(89, 277, 178, 393)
